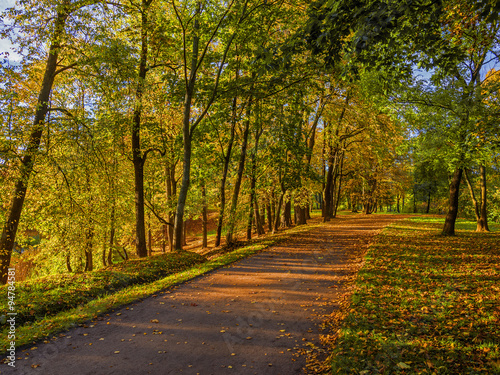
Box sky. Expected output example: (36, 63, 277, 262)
(0, 0, 20, 62)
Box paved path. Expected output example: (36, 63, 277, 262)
(5, 215, 404, 375)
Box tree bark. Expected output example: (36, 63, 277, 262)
(478, 165, 489, 232)
(165, 163, 176, 250)
(0, 2, 69, 284)
(173, 8, 200, 251)
(333, 150, 345, 218)
(266, 202, 273, 232)
(254, 199, 265, 236)
(247, 188, 255, 240)
(273, 192, 284, 233)
(202, 183, 208, 248)
(246, 121, 262, 239)
(296, 206, 307, 225)
(108, 217, 115, 265)
(442, 168, 463, 236)
(215, 95, 238, 247)
(132, 0, 150, 258)
(226, 98, 252, 244)
(102, 232, 107, 267)
(84, 227, 94, 272)
(426, 189, 431, 214)
(283, 200, 292, 227)
(323, 151, 337, 221)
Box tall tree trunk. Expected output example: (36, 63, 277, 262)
(442, 168, 463, 236)
(478, 165, 489, 232)
(283, 200, 292, 227)
(0, 3, 69, 284)
(148, 227, 153, 256)
(296, 206, 307, 225)
(102, 232, 108, 267)
(66, 253, 72, 273)
(246, 121, 262, 239)
(108, 207, 115, 266)
(202, 183, 208, 248)
(132, 1, 150, 258)
(321, 133, 326, 217)
(426, 189, 431, 214)
(84, 227, 94, 272)
(165, 164, 176, 250)
(333, 150, 345, 218)
(183, 220, 187, 246)
(215, 95, 238, 247)
(266, 201, 273, 232)
(226, 98, 252, 244)
(413, 186, 417, 213)
(247, 187, 255, 240)
(271, 192, 276, 227)
(323, 151, 337, 221)
(273, 192, 285, 233)
(254, 199, 265, 236)
(162, 224, 167, 252)
(173, 8, 200, 251)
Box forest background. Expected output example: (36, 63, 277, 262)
(0, 0, 499, 283)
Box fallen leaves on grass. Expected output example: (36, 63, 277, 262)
(325, 218, 500, 374)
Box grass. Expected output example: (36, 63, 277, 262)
(0, 220, 321, 353)
(328, 217, 500, 374)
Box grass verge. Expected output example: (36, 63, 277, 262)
(327, 217, 500, 374)
(0, 221, 320, 353)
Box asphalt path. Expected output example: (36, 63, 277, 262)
(4, 215, 404, 375)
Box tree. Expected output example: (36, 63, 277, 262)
(0, 0, 102, 283)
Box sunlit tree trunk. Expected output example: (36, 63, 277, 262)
(0, 3, 69, 283)
(333, 149, 345, 218)
(215, 95, 238, 247)
(226, 98, 252, 244)
(173, 22, 199, 250)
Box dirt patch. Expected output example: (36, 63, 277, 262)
(5, 214, 407, 375)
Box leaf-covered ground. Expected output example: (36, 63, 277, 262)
(326, 217, 500, 374)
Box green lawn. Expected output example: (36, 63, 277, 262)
(328, 217, 500, 374)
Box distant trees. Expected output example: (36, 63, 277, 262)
(303, 0, 500, 234)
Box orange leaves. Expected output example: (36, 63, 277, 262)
(329, 217, 500, 373)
